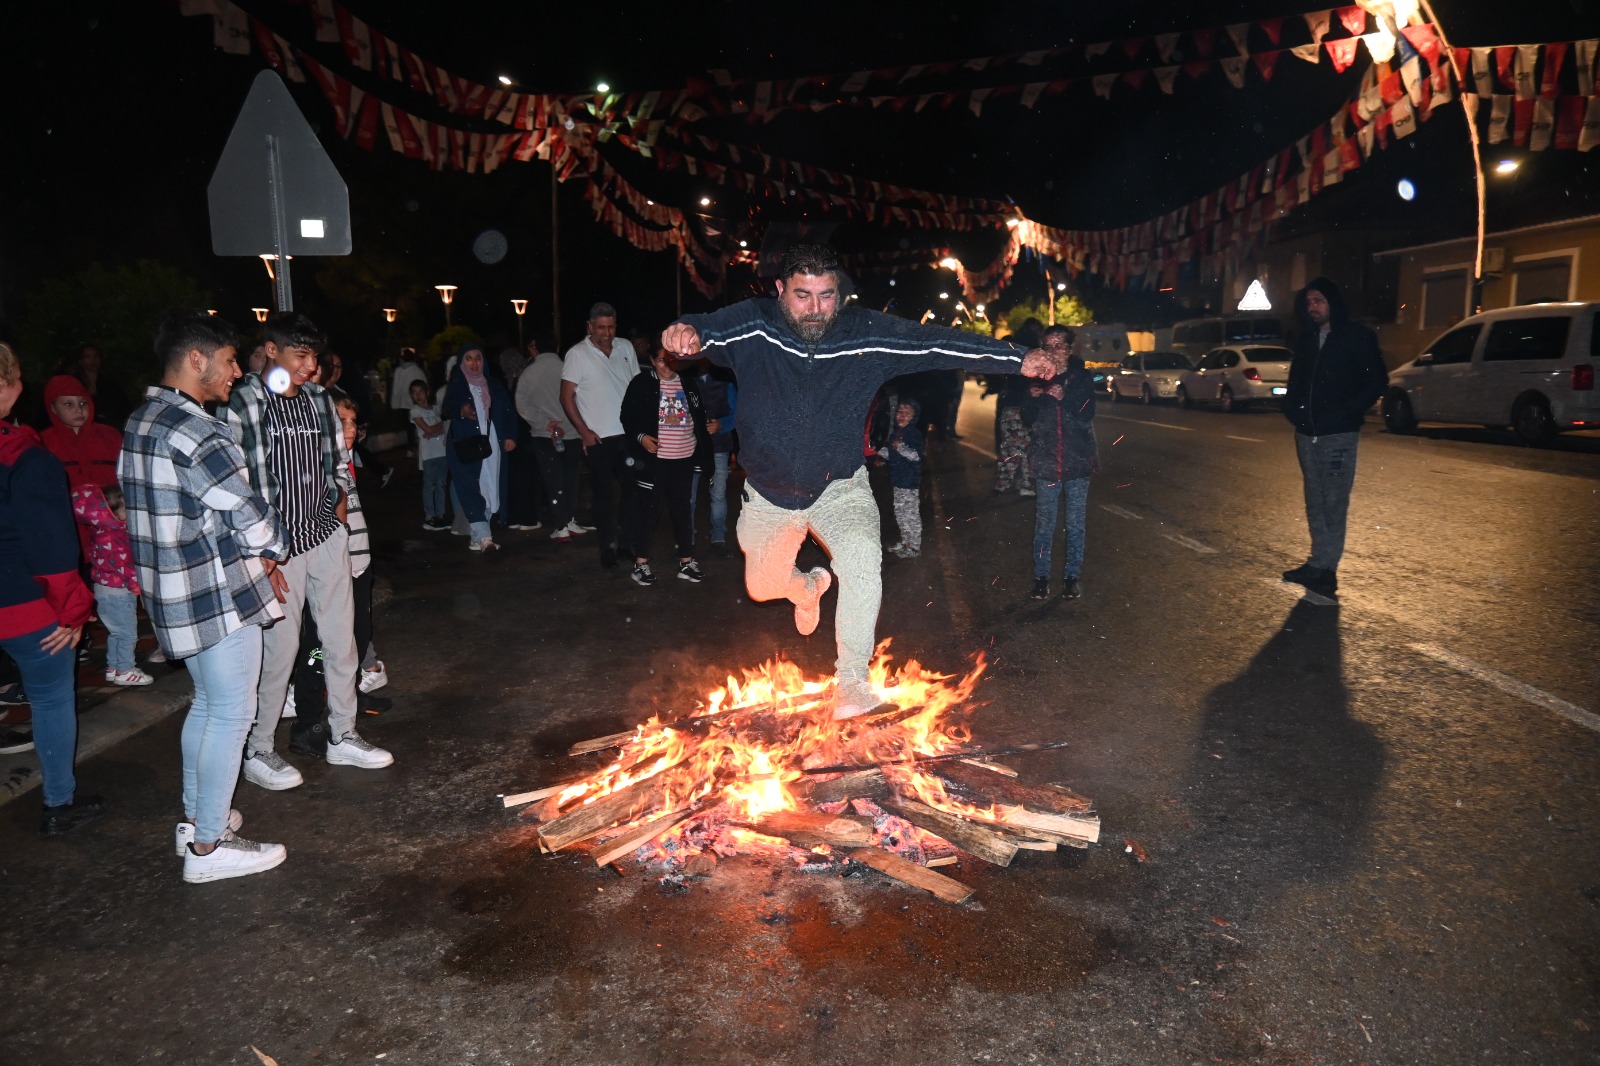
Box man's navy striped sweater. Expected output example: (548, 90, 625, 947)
(675, 298, 1028, 509)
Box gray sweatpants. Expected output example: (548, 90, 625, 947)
(247, 527, 361, 753)
(738, 468, 881, 687)
(1295, 430, 1360, 571)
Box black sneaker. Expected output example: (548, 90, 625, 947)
(40, 794, 106, 838)
(1029, 578, 1049, 600)
(0, 727, 34, 754)
(288, 722, 329, 757)
(1282, 563, 1317, 587)
(360, 694, 393, 715)
(677, 560, 705, 583)
(1303, 568, 1339, 597)
(632, 562, 656, 587)
(711, 542, 730, 559)
(1063, 576, 1083, 599)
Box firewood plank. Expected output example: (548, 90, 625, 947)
(568, 731, 634, 756)
(591, 808, 696, 867)
(881, 798, 1019, 867)
(931, 761, 1095, 815)
(959, 759, 1019, 777)
(847, 846, 974, 904)
(749, 811, 873, 848)
(792, 768, 889, 805)
(537, 778, 666, 851)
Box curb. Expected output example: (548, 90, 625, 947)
(0, 667, 194, 808)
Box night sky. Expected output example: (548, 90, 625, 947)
(1, 0, 1595, 366)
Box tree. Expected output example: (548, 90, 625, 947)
(998, 292, 1095, 337)
(16, 260, 212, 405)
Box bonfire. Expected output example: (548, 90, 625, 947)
(504, 643, 1099, 904)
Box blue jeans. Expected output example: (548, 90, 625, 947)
(95, 584, 138, 673)
(690, 452, 732, 545)
(1, 623, 78, 807)
(1032, 477, 1090, 580)
(182, 623, 262, 843)
(421, 457, 447, 520)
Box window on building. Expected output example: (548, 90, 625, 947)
(1422, 271, 1468, 330)
(1483, 317, 1571, 361)
(1513, 257, 1573, 305)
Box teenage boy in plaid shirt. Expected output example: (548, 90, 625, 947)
(120, 310, 290, 883)
(227, 312, 392, 788)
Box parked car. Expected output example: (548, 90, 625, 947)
(1382, 302, 1599, 445)
(1175, 345, 1294, 412)
(1107, 351, 1193, 403)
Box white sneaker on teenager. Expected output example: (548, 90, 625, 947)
(106, 667, 155, 687)
(182, 836, 287, 883)
(242, 749, 304, 790)
(358, 661, 388, 693)
(326, 731, 394, 769)
(174, 808, 244, 856)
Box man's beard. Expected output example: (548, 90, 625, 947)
(782, 304, 835, 344)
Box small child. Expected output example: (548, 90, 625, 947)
(70, 483, 152, 686)
(880, 399, 924, 559)
(409, 379, 448, 532)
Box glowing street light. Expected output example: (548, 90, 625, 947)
(383, 308, 398, 324)
(252, 308, 269, 323)
(435, 284, 458, 328)
(939, 257, 961, 270)
(938, 292, 950, 300)
(596, 82, 610, 94)
(1495, 158, 1520, 174)
(1056, 282, 1067, 291)
(511, 298, 529, 348)
(497, 74, 513, 86)
(699, 196, 712, 207)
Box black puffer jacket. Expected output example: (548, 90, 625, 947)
(620, 368, 713, 482)
(1282, 276, 1389, 437)
(1023, 362, 1100, 482)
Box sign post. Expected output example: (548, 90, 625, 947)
(208, 70, 351, 312)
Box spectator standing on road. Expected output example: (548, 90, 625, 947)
(515, 339, 589, 542)
(40, 374, 122, 491)
(1024, 326, 1099, 601)
(409, 379, 449, 531)
(443, 342, 520, 552)
(561, 303, 641, 568)
(228, 312, 393, 788)
(662, 244, 1056, 718)
(0, 342, 100, 837)
(879, 398, 925, 559)
(620, 347, 716, 587)
(119, 312, 290, 880)
(688, 363, 737, 557)
(1280, 277, 1388, 599)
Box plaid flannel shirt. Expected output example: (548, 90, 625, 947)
(119, 386, 288, 660)
(225, 373, 369, 575)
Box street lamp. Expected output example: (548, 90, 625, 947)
(383, 308, 397, 354)
(435, 284, 457, 328)
(511, 299, 528, 348)
(252, 308, 269, 323)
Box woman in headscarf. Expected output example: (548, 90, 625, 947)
(443, 342, 518, 552)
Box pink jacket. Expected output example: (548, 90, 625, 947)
(71, 485, 140, 594)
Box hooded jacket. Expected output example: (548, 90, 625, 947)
(0, 420, 93, 641)
(673, 298, 1030, 508)
(40, 374, 122, 491)
(1023, 362, 1100, 482)
(1282, 276, 1389, 437)
(620, 365, 713, 480)
(882, 397, 925, 490)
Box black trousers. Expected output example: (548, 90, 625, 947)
(630, 456, 696, 562)
(583, 435, 637, 555)
(502, 436, 542, 526)
(531, 437, 583, 528)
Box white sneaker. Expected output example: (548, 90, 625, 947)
(469, 538, 499, 552)
(326, 731, 394, 769)
(565, 519, 595, 534)
(550, 528, 573, 542)
(146, 647, 168, 664)
(279, 687, 297, 719)
(358, 662, 388, 693)
(174, 808, 244, 856)
(182, 836, 288, 883)
(106, 667, 155, 687)
(832, 680, 882, 721)
(242, 750, 304, 790)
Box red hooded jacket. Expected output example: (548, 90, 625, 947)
(0, 420, 93, 640)
(40, 374, 122, 491)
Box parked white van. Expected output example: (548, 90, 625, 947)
(1381, 302, 1599, 444)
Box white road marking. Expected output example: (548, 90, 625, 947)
(960, 439, 998, 460)
(1159, 530, 1218, 555)
(1226, 434, 1266, 443)
(1409, 643, 1600, 735)
(1100, 504, 1142, 520)
(1099, 415, 1195, 432)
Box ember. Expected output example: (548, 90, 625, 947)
(506, 643, 1099, 904)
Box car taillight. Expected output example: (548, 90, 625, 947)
(1242, 367, 1261, 381)
(1573, 364, 1594, 391)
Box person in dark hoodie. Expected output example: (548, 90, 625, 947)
(879, 397, 924, 559)
(0, 343, 100, 837)
(661, 243, 1056, 719)
(620, 345, 718, 586)
(1024, 326, 1099, 601)
(1281, 277, 1388, 599)
(444, 341, 521, 552)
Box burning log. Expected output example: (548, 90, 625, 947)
(930, 761, 1095, 815)
(748, 811, 873, 849)
(801, 740, 1072, 776)
(537, 778, 667, 851)
(792, 768, 890, 805)
(880, 798, 1019, 867)
(591, 808, 697, 868)
(847, 846, 974, 904)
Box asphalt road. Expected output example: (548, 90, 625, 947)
(3, 383, 1597, 1065)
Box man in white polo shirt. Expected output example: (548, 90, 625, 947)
(560, 302, 641, 569)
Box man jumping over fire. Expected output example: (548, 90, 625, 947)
(661, 244, 1058, 720)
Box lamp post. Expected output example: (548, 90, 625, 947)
(511, 299, 528, 349)
(383, 308, 397, 355)
(435, 285, 457, 328)
(252, 308, 269, 324)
